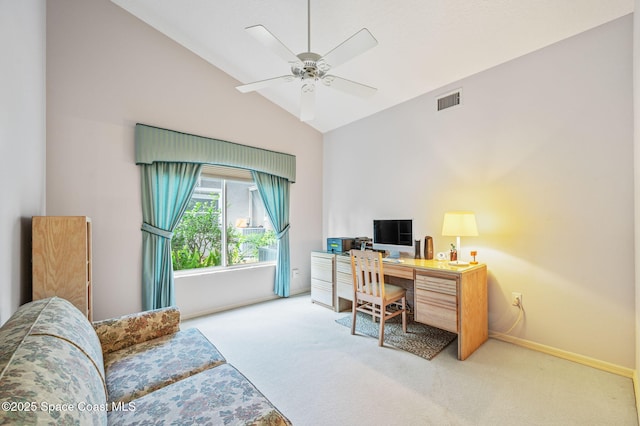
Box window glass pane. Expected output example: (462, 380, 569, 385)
(190, 175, 221, 207)
(226, 180, 276, 265)
(172, 176, 223, 270)
(172, 173, 276, 271)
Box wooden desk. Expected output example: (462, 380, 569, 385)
(323, 253, 487, 360)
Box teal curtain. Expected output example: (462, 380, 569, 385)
(141, 162, 202, 310)
(252, 171, 291, 297)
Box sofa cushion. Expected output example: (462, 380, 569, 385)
(0, 298, 106, 394)
(0, 298, 108, 425)
(93, 306, 181, 355)
(0, 298, 107, 388)
(29, 298, 106, 387)
(106, 363, 291, 426)
(104, 327, 226, 405)
(0, 298, 51, 375)
(0, 335, 107, 425)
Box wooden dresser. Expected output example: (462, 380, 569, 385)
(32, 216, 93, 320)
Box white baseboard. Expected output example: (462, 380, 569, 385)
(180, 289, 309, 320)
(633, 370, 640, 425)
(489, 332, 635, 378)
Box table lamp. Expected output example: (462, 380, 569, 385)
(442, 211, 478, 266)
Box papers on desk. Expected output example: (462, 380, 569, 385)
(382, 258, 404, 263)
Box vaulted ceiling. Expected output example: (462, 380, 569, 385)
(111, 0, 634, 133)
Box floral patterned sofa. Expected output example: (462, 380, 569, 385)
(0, 297, 291, 425)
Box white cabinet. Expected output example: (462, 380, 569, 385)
(334, 255, 354, 312)
(310, 252, 334, 308)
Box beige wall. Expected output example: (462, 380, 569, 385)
(324, 16, 634, 368)
(0, 0, 47, 324)
(46, 0, 323, 320)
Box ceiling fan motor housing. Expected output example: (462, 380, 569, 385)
(293, 52, 326, 81)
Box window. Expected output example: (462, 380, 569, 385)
(171, 165, 276, 271)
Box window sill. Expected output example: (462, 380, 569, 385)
(174, 262, 276, 278)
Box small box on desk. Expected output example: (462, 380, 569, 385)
(326, 238, 355, 254)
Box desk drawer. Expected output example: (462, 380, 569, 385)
(384, 264, 413, 280)
(336, 280, 353, 301)
(335, 257, 353, 285)
(415, 290, 457, 333)
(311, 278, 333, 307)
(311, 258, 333, 282)
(335, 257, 352, 273)
(415, 274, 457, 296)
(415, 273, 458, 333)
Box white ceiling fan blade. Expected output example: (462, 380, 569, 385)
(236, 75, 294, 93)
(318, 28, 377, 70)
(245, 25, 300, 64)
(321, 75, 377, 98)
(300, 83, 315, 122)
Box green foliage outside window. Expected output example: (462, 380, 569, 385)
(171, 197, 276, 271)
(240, 229, 277, 260)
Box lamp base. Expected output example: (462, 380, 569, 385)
(448, 260, 469, 266)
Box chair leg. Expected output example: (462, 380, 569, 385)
(401, 296, 407, 333)
(351, 303, 357, 336)
(378, 306, 385, 346)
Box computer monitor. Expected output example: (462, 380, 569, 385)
(372, 219, 413, 257)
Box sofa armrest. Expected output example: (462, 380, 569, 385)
(92, 307, 181, 355)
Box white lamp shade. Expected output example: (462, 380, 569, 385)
(442, 212, 478, 237)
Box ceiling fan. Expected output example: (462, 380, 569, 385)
(236, 0, 378, 122)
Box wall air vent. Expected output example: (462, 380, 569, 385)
(437, 90, 461, 111)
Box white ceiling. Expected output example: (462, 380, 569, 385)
(111, 0, 633, 133)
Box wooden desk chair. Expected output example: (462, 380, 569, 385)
(350, 249, 407, 346)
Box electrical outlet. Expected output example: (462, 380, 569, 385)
(512, 292, 522, 307)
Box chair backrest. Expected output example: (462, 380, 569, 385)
(350, 249, 386, 298)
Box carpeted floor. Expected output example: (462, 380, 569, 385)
(335, 311, 457, 360)
(185, 294, 639, 426)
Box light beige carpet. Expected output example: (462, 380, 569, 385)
(185, 294, 639, 426)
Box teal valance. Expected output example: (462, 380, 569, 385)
(135, 123, 296, 183)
